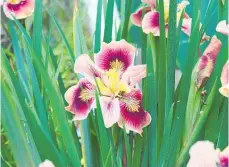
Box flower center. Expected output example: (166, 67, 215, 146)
(96, 69, 129, 97)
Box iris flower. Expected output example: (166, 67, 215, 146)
(65, 40, 151, 134)
(187, 141, 228, 167)
(1, 0, 34, 20)
(219, 60, 229, 97)
(194, 36, 222, 89)
(131, 0, 191, 36)
(216, 20, 229, 36)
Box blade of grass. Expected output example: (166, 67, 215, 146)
(103, 0, 115, 43)
(32, 0, 43, 58)
(94, 0, 103, 52)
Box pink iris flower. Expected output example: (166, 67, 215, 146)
(187, 141, 228, 167)
(64, 40, 151, 135)
(131, 0, 192, 37)
(194, 36, 222, 89)
(216, 20, 229, 36)
(1, 0, 34, 20)
(219, 60, 229, 97)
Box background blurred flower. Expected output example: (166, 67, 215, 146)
(39, 160, 55, 167)
(187, 141, 220, 167)
(2, 0, 34, 20)
(216, 20, 229, 36)
(219, 60, 229, 97)
(132, 0, 190, 36)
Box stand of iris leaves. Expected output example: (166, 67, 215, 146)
(1, 0, 228, 167)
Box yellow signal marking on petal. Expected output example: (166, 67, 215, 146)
(79, 88, 94, 102)
(123, 98, 140, 112)
(8, 0, 21, 4)
(110, 59, 124, 71)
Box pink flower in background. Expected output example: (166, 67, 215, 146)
(187, 141, 228, 167)
(39, 160, 55, 167)
(131, 0, 192, 37)
(219, 60, 229, 97)
(65, 40, 151, 134)
(216, 20, 229, 36)
(195, 36, 222, 89)
(187, 141, 220, 167)
(1, 0, 34, 20)
(219, 146, 229, 167)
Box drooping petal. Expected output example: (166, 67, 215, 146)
(219, 60, 229, 97)
(3, 0, 34, 20)
(219, 84, 229, 98)
(74, 54, 103, 83)
(95, 40, 136, 72)
(220, 60, 229, 86)
(65, 79, 95, 120)
(187, 141, 220, 167)
(39, 160, 55, 167)
(131, 6, 151, 27)
(141, 0, 156, 8)
(195, 36, 222, 89)
(219, 146, 229, 167)
(121, 65, 147, 87)
(216, 20, 229, 36)
(100, 97, 120, 128)
(118, 89, 151, 135)
(142, 11, 160, 35)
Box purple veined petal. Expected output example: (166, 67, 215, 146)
(141, 0, 156, 8)
(100, 96, 121, 128)
(219, 146, 229, 167)
(216, 20, 229, 36)
(95, 40, 136, 72)
(74, 54, 104, 83)
(131, 6, 151, 27)
(121, 64, 147, 87)
(118, 89, 151, 135)
(3, 0, 34, 20)
(142, 11, 160, 35)
(64, 79, 95, 120)
(195, 36, 222, 89)
(187, 141, 220, 167)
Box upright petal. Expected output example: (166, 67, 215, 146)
(142, 11, 160, 35)
(95, 40, 136, 72)
(74, 54, 103, 83)
(195, 36, 222, 89)
(187, 141, 220, 167)
(219, 60, 229, 97)
(118, 89, 151, 135)
(100, 97, 120, 128)
(219, 146, 229, 167)
(121, 65, 147, 87)
(131, 6, 151, 27)
(65, 79, 95, 120)
(3, 0, 34, 20)
(141, 0, 156, 8)
(216, 20, 229, 36)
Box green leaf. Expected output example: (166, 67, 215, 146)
(103, 0, 115, 43)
